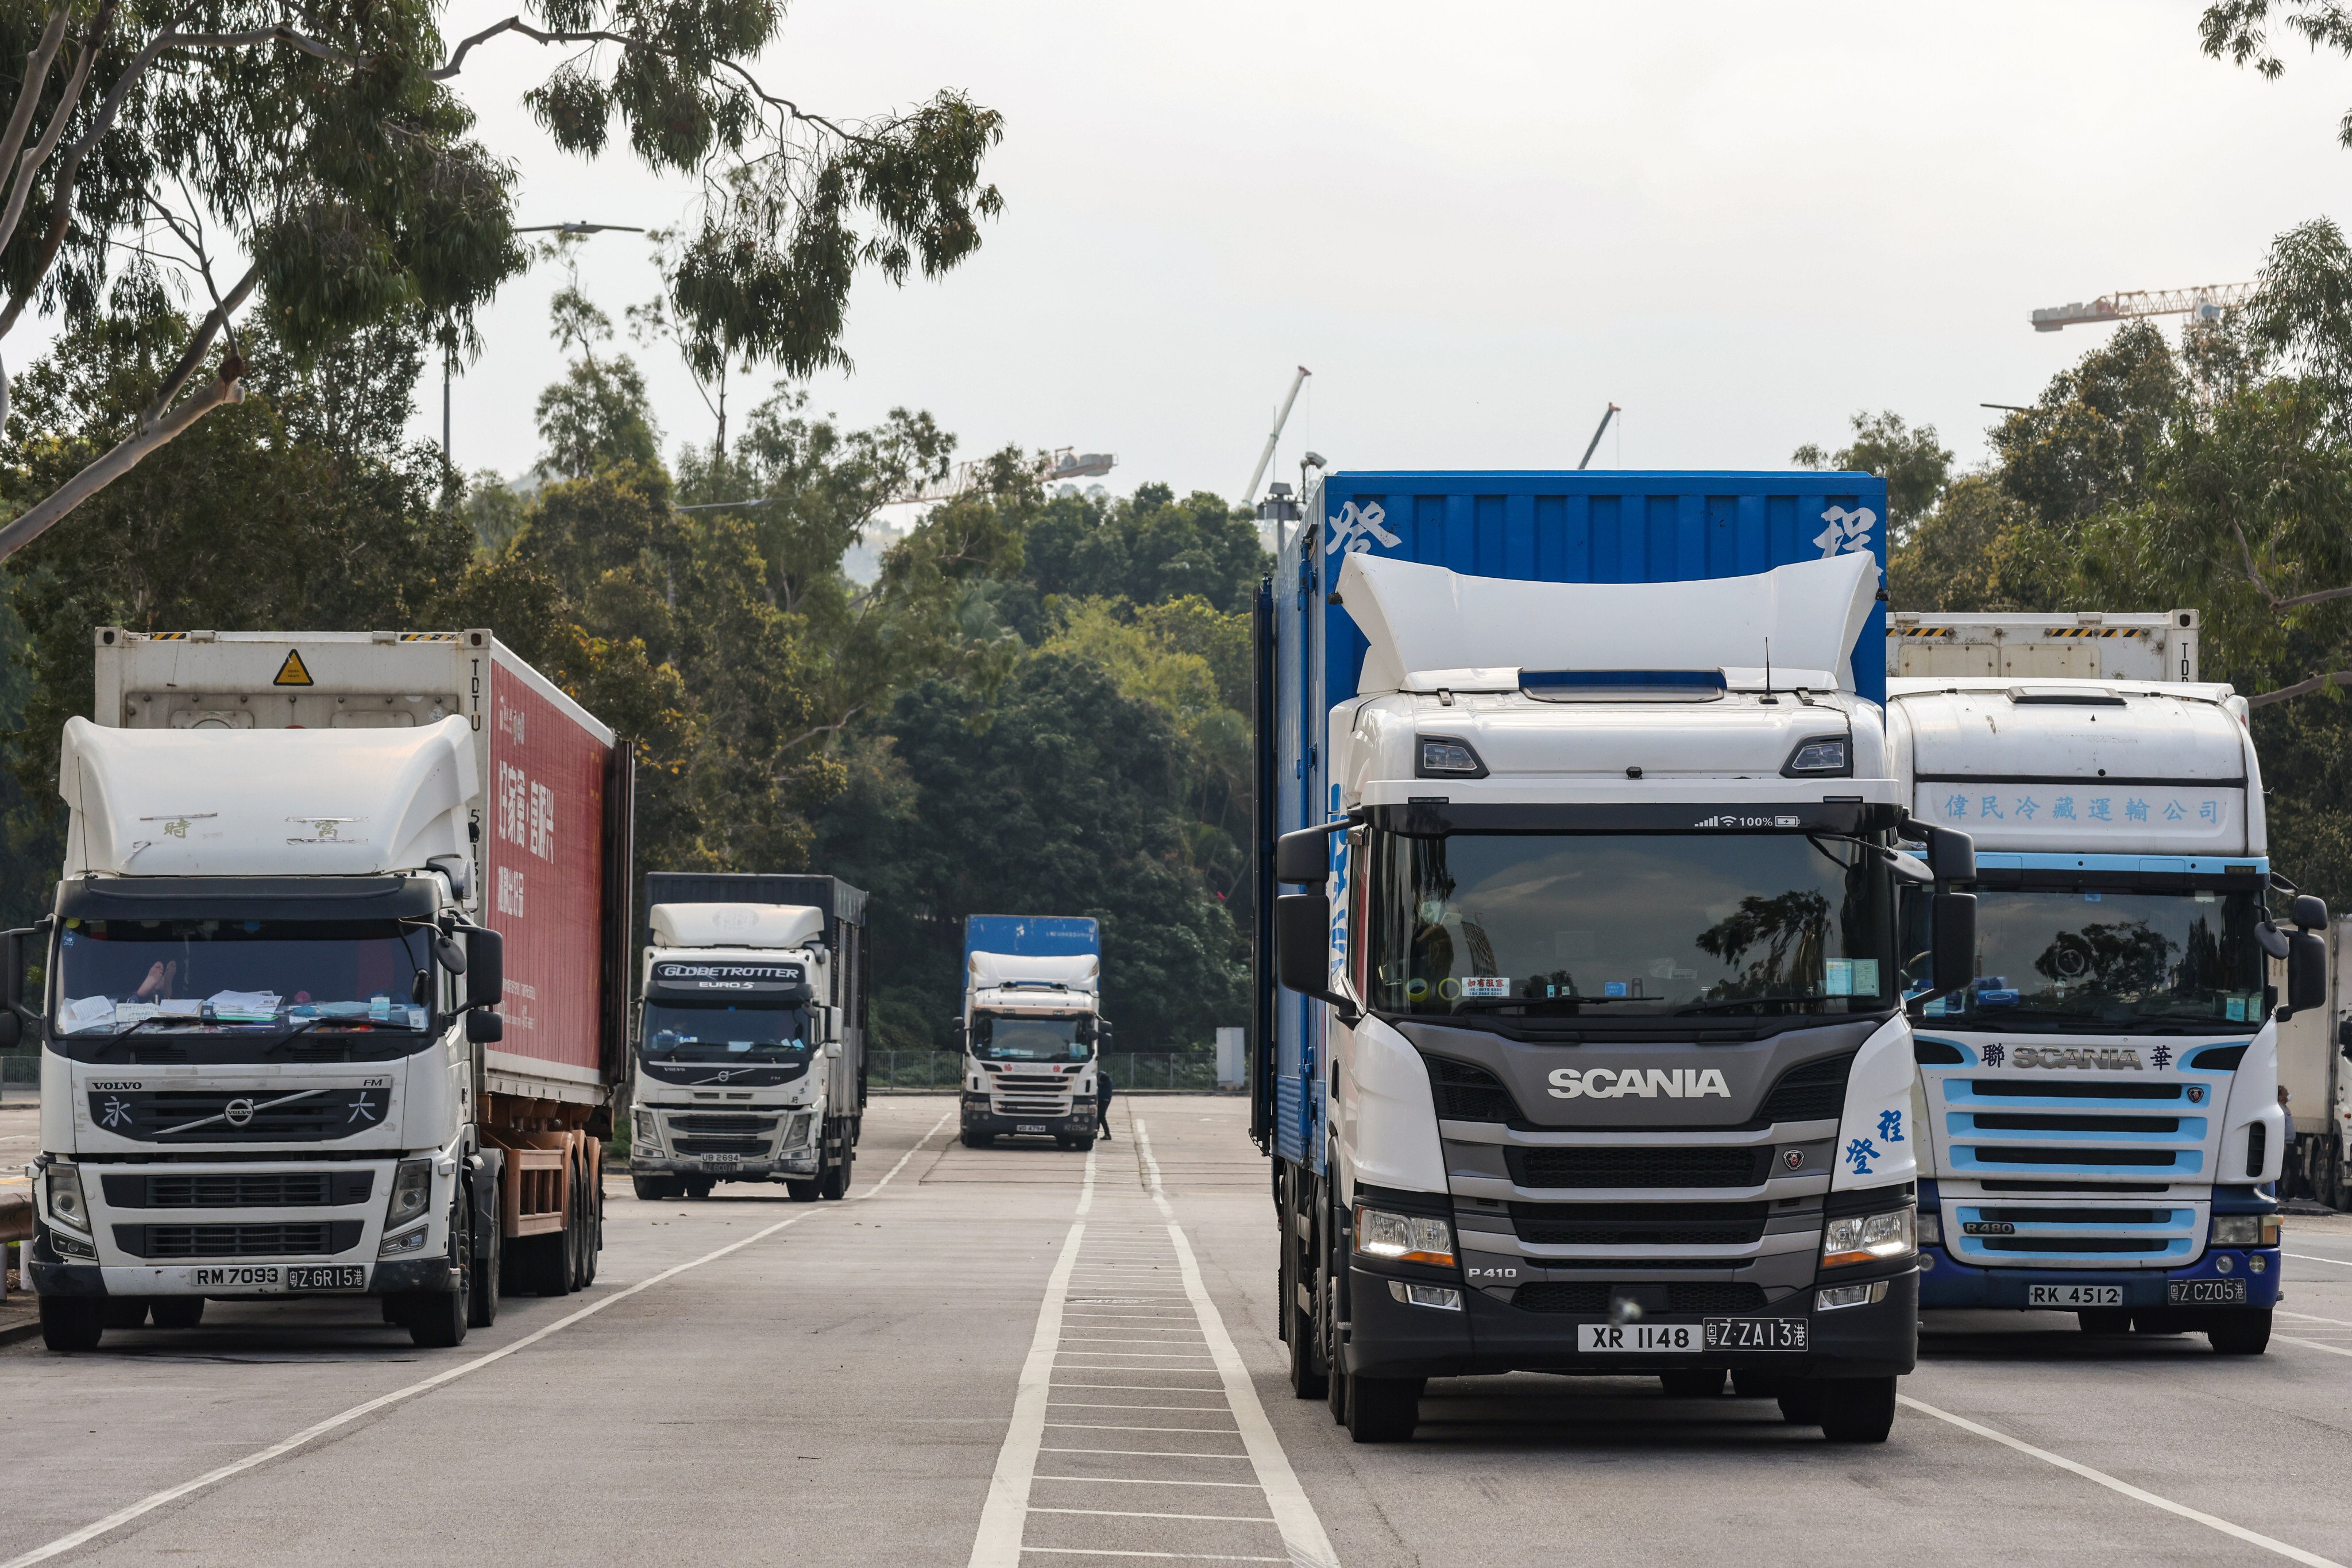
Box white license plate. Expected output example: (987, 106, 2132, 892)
(1705, 1316, 1808, 1351)
(2169, 1278, 2248, 1305)
(1578, 1322, 1701, 1354)
(190, 1265, 283, 1292)
(1016, 1123, 1048, 1134)
(2030, 1284, 2122, 1307)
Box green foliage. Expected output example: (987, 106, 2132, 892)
(813, 655, 1248, 1054)
(1991, 321, 2182, 525)
(2202, 2, 2352, 147)
(1793, 411, 1953, 541)
(1020, 483, 1266, 617)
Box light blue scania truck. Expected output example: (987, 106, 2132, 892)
(1885, 609, 2327, 1354)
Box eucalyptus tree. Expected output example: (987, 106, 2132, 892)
(0, 1, 1002, 553)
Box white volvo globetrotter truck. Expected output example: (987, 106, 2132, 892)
(20, 629, 633, 1351)
(1256, 468, 1976, 1445)
(1886, 610, 2321, 1352)
(628, 873, 870, 1201)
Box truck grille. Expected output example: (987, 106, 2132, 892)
(673, 1136, 768, 1155)
(1755, 1053, 1852, 1123)
(1509, 1200, 1772, 1247)
(113, 1221, 364, 1258)
(1507, 1145, 1771, 1190)
(1426, 1053, 1849, 1129)
(1937, 1072, 2208, 1189)
(86, 1089, 387, 1142)
(669, 1114, 777, 1135)
(101, 1172, 373, 1208)
(1426, 1057, 1521, 1122)
(1512, 1281, 1768, 1314)
(1944, 1199, 2200, 1270)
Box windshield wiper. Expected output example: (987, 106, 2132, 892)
(1446, 995, 1639, 1011)
(1674, 996, 1841, 1015)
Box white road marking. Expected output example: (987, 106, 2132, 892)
(1898, 1395, 2346, 1567)
(1020, 1551, 1285, 1562)
(2277, 1336, 2352, 1360)
(2280, 1309, 2352, 1328)
(2287, 1252, 2352, 1268)
(1040, 1449, 1251, 1461)
(1031, 1509, 1277, 1523)
(1032, 1476, 1263, 1489)
(0, 1109, 957, 1568)
(1045, 1423, 1244, 1434)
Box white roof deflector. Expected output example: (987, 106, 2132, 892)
(1338, 550, 1881, 696)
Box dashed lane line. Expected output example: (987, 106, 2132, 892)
(0, 1110, 956, 1568)
(1898, 1395, 2346, 1568)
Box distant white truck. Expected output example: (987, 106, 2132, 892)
(957, 915, 1105, 1149)
(1886, 607, 2326, 1353)
(629, 874, 868, 1202)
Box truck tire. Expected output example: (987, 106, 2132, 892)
(1344, 1374, 1423, 1443)
(2208, 1309, 2272, 1355)
(1659, 1369, 1727, 1398)
(41, 1296, 104, 1351)
(150, 1297, 205, 1330)
(1816, 1376, 1898, 1443)
(786, 1180, 821, 1202)
(581, 1170, 602, 1288)
(819, 1142, 855, 1200)
(408, 1195, 472, 1348)
(1073, 1135, 1096, 1152)
(568, 1167, 591, 1292)
(1776, 1383, 1825, 1426)
(102, 1298, 149, 1330)
(631, 1174, 674, 1201)
(961, 1129, 992, 1149)
(469, 1213, 501, 1328)
(1283, 1172, 1327, 1400)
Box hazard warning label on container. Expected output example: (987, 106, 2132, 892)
(272, 649, 314, 686)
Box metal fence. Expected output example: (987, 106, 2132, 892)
(867, 1050, 1228, 1094)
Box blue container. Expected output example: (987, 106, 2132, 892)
(963, 914, 1102, 967)
(1251, 469, 1890, 1168)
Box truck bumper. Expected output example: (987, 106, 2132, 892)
(1917, 1243, 2283, 1311)
(961, 1096, 1096, 1140)
(28, 1228, 459, 1299)
(631, 1155, 815, 1180)
(1343, 1262, 1918, 1381)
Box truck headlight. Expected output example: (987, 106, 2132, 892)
(633, 1109, 659, 1149)
(2212, 1214, 2279, 1248)
(1354, 1206, 1455, 1268)
(385, 1159, 434, 1229)
(1822, 1206, 1915, 1268)
(1783, 735, 1851, 775)
(45, 1163, 90, 1234)
(1817, 1279, 1891, 1311)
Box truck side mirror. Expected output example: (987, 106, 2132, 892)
(1910, 824, 1974, 885)
(465, 928, 504, 1011)
(465, 1009, 504, 1044)
(1276, 893, 1358, 1023)
(2286, 930, 2327, 1016)
(2293, 894, 2329, 933)
(1275, 827, 1333, 885)
(1930, 891, 1977, 998)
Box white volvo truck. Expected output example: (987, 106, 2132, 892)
(957, 914, 1104, 1149)
(1260, 468, 1976, 1445)
(1886, 610, 2322, 1351)
(19, 629, 633, 1351)
(629, 877, 869, 1202)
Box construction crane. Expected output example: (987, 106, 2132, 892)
(893, 447, 1115, 505)
(1242, 366, 1311, 504)
(2030, 282, 2255, 333)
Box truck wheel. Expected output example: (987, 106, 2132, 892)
(567, 1167, 592, 1292)
(1659, 1369, 1727, 1398)
(631, 1175, 670, 1201)
(2208, 1309, 2272, 1355)
(1775, 1382, 1825, 1427)
(102, 1298, 149, 1330)
(1284, 1175, 1327, 1400)
(819, 1144, 855, 1200)
(1073, 1135, 1096, 1152)
(150, 1297, 205, 1330)
(786, 1180, 821, 1202)
(961, 1129, 992, 1149)
(409, 1195, 472, 1348)
(1345, 1374, 1423, 1443)
(1816, 1376, 1898, 1443)
(580, 1171, 602, 1288)
(469, 1212, 501, 1328)
(40, 1296, 104, 1352)
(2078, 1308, 2132, 1335)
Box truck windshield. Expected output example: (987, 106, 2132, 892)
(972, 1015, 1092, 1063)
(54, 918, 434, 1036)
(1923, 888, 2268, 1031)
(1367, 832, 1894, 1017)
(641, 1000, 812, 1062)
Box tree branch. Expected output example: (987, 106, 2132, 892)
(0, 373, 246, 560)
(0, 7, 69, 208)
(0, 18, 99, 262)
(141, 261, 256, 423)
(2248, 669, 2352, 707)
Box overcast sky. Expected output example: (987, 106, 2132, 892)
(53, 1, 2352, 503)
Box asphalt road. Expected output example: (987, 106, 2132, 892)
(5, 1095, 2352, 1567)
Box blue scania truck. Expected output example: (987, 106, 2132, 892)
(1252, 470, 1978, 1443)
(1884, 611, 2327, 1352)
